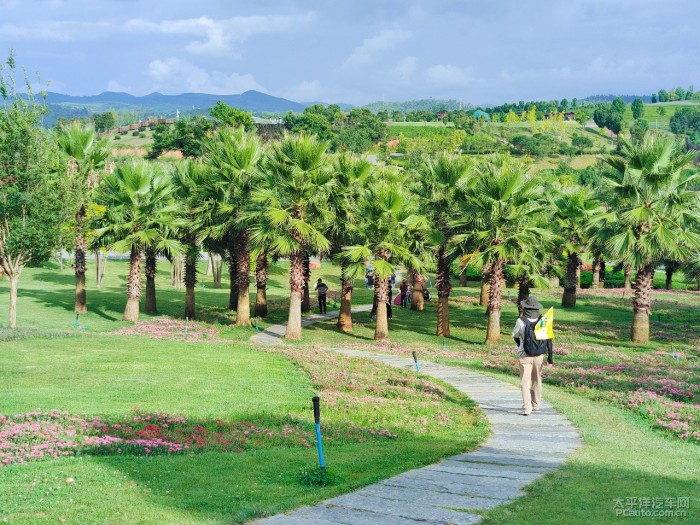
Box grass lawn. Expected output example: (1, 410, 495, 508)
(0, 262, 487, 523)
(1, 259, 698, 523)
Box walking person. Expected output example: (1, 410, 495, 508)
(512, 296, 553, 416)
(399, 280, 408, 308)
(314, 278, 329, 314)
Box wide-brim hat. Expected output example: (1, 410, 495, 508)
(520, 296, 543, 311)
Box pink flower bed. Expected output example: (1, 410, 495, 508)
(480, 344, 700, 444)
(1, 349, 476, 467)
(112, 318, 219, 341)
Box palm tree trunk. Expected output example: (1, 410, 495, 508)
(144, 249, 157, 314)
(285, 251, 304, 339)
(206, 253, 213, 276)
(410, 270, 425, 311)
(8, 272, 19, 329)
(479, 265, 491, 307)
(631, 263, 654, 343)
(228, 242, 238, 311)
(576, 266, 581, 290)
(254, 251, 268, 318)
(624, 264, 633, 291)
(95, 249, 106, 287)
(235, 232, 251, 327)
(599, 259, 606, 288)
(123, 246, 141, 322)
(171, 255, 183, 289)
(664, 263, 677, 290)
(336, 263, 353, 332)
(562, 252, 579, 307)
(184, 249, 197, 320)
(485, 259, 503, 344)
(301, 252, 311, 313)
(592, 256, 601, 290)
(517, 277, 530, 305)
(211, 253, 222, 288)
(74, 205, 88, 314)
(459, 267, 468, 287)
(374, 276, 390, 341)
(435, 244, 452, 337)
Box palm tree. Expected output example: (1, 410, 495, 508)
(454, 154, 553, 344)
(341, 169, 422, 341)
(93, 161, 184, 322)
(203, 127, 264, 327)
(325, 153, 372, 332)
(172, 159, 211, 320)
(247, 133, 331, 340)
(56, 122, 109, 314)
(603, 132, 700, 343)
(550, 185, 603, 307)
(253, 249, 271, 317)
(413, 153, 471, 336)
(682, 253, 700, 290)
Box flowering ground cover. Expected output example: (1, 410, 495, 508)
(296, 286, 700, 446)
(0, 334, 487, 523)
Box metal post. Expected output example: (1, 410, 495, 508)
(412, 351, 420, 372)
(312, 396, 326, 470)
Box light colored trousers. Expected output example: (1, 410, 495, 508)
(518, 354, 544, 414)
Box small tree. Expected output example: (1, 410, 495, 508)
(631, 98, 645, 120)
(0, 52, 68, 328)
(209, 101, 255, 131)
(571, 133, 594, 154)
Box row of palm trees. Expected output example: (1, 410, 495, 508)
(60, 121, 700, 345)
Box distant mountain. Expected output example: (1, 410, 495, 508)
(40, 90, 324, 126)
(583, 94, 653, 103)
(45, 89, 309, 112)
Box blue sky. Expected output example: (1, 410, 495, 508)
(1, 0, 698, 105)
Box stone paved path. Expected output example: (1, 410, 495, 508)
(251, 311, 582, 524)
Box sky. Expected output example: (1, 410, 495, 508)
(1, 0, 699, 106)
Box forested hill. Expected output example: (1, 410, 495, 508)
(363, 99, 474, 113)
(41, 90, 314, 126)
(583, 94, 653, 103)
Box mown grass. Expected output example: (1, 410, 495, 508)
(1, 260, 698, 523)
(0, 264, 487, 523)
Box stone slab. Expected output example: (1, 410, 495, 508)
(297, 505, 446, 525)
(359, 483, 509, 510)
(324, 493, 481, 525)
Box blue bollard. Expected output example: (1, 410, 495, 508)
(412, 350, 420, 372)
(312, 396, 326, 471)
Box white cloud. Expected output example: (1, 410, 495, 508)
(0, 20, 110, 41)
(392, 56, 417, 82)
(147, 58, 266, 94)
(125, 12, 316, 55)
(281, 80, 323, 102)
(425, 64, 475, 87)
(107, 79, 132, 93)
(343, 29, 411, 68)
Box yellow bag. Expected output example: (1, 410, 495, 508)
(534, 307, 554, 340)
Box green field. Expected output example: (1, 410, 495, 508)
(0, 260, 698, 523)
(622, 101, 700, 130)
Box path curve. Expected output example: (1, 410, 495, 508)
(250, 310, 582, 525)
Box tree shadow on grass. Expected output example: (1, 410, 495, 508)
(89, 414, 487, 523)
